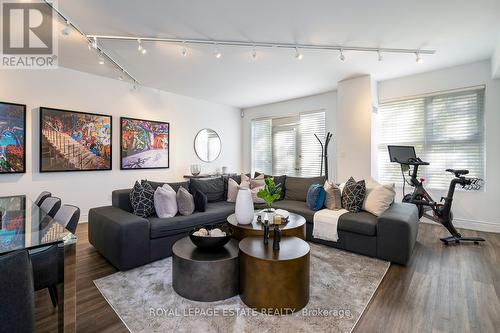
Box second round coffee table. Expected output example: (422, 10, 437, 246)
(227, 212, 306, 240)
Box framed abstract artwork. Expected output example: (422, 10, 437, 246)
(39, 107, 112, 172)
(120, 117, 170, 169)
(0, 102, 26, 174)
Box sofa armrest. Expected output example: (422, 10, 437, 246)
(112, 189, 133, 213)
(376, 202, 419, 265)
(88, 206, 150, 270)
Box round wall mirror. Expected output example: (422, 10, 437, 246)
(194, 128, 221, 162)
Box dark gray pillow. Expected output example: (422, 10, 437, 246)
(130, 181, 155, 217)
(189, 177, 224, 202)
(341, 177, 366, 213)
(284, 176, 326, 202)
(194, 190, 208, 212)
(177, 187, 195, 216)
(254, 172, 287, 201)
(142, 180, 188, 192)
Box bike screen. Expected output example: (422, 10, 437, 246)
(388, 145, 417, 164)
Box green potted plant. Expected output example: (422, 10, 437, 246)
(257, 177, 282, 212)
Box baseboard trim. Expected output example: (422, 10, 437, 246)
(79, 214, 88, 224)
(421, 217, 500, 234)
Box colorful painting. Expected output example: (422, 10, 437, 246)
(0, 102, 26, 174)
(40, 107, 112, 172)
(0, 195, 26, 252)
(120, 117, 169, 169)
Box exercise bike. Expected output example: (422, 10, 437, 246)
(387, 145, 485, 245)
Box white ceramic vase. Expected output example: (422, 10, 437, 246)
(235, 188, 254, 225)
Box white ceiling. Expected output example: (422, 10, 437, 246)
(56, 0, 500, 108)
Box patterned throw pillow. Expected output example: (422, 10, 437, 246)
(341, 177, 366, 213)
(130, 181, 155, 217)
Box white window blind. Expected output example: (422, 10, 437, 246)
(377, 88, 485, 189)
(251, 118, 272, 175)
(251, 110, 325, 177)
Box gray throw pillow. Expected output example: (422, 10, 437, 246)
(177, 187, 195, 216)
(189, 178, 225, 202)
(324, 180, 342, 210)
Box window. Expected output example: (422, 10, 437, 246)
(251, 110, 325, 177)
(377, 88, 485, 189)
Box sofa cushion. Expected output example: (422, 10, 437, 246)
(226, 178, 239, 202)
(112, 189, 133, 212)
(154, 184, 177, 218)
(272, 200, 315, 223)
(130, 181, 155, 217)
(285, 176, 326, 202)
(338, 211, 378, 236)
(324, 180, 342, 210)
(143, 180, 188, 192)
(189, 178, 225, 202)
(194, 190, 208, 212)
(177, 187, 195, 216)
(341, 177, 366, 213)
(306, 184, 326, 211)
(149, 201, 235, 239)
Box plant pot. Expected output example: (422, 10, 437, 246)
(235, 188, 254, 225)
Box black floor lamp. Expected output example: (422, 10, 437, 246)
(314, 132, 333, 180)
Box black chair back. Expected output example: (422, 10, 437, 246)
(0, 250, 35, 333)
(54, 205, 81, 234)
(40, 196, 61, 218)
(34, 191, 51, 207)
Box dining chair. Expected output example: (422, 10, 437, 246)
(0, 250, 35, 333)
(30, 204, 81, 307)
(39, 196, 61, 218)
(34, 191, 52, 207)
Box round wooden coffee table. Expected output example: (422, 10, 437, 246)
(227, 212, 306, 240)
(172, 237, 239, 302)
(239, 236, 310, 314)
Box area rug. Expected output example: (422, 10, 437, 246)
(94, 243, 390, 333)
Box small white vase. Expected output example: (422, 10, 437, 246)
(235, 188, 254, 225)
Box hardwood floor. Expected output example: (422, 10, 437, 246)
(38, 222, 500, 332)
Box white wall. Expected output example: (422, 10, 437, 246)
(336, 75, 374, 182)
(0, 67, 241, 221)
(378, 60, 500, 233)
(492, 44, 500, 79)
(242, 91, 337, 179)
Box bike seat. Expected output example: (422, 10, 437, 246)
(446, 169, 469, 176)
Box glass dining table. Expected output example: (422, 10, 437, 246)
(0, 195, 76, 333)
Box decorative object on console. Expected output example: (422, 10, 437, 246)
(120, 117, 169, 169)
(194, 128, 221, 162)
(235, 188, 254, 225)
(306, 184, 326, 211)
(176, 187, 195, 216)
(190, 164, 201, 176)
(324, 180, 342, 210)
(193, 190, 208, 212)
(341, 177, 366, 213)
(130, 181, 155, 217)
(40, 107, 112, 172)
(362, 178, 396, 217)
(0, 102, 26, 174)
(154, 184, 177, 218)
(256, 177, 282, 211)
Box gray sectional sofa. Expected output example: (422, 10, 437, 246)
(88, 175, 419, 271)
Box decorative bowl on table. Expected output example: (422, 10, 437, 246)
(189, 224, 232, 250)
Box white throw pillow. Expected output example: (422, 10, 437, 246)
(227, 178, 239, 202)
(154, 184, 178, 218)
(251, 185, 266, 204)
(362, 178, 395, 217)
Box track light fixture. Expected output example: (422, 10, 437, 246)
(295, 47, 303, 60)
(98, 52, 105, 65)
(339, 49, 345, 61)
(252, 45, 257, 60)
(181, 42, 188, 57)
(90, 37, 98, 50)
(214, 44, 222, 59)
(137, 39, 146, 54)
(416, 52, 423, 64)
(62, 20, 70, 36)
(378, 50, 383, 62)
(118, 71, 124, 80)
